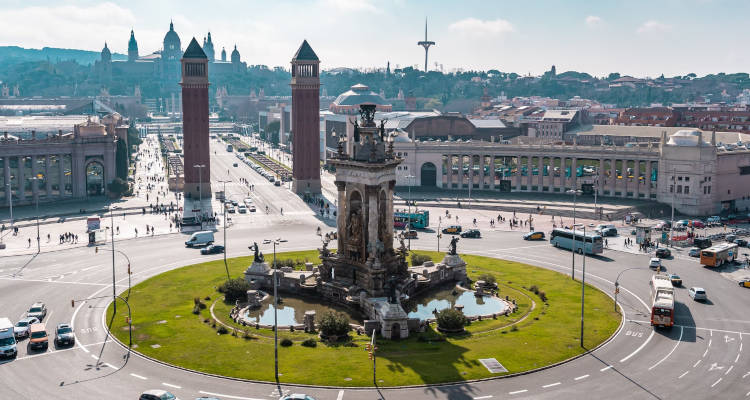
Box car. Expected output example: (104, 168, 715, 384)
(200, 244, 225, 255)
(139, 389, 178, 400)
(402, 230, 418, 239)
(233, 162, 238, 167)
(601, 227, 618, 237)
(688, 287, 707, 301)
(442, 225, 462, 234)
(227, 206, 236, 213)
(244, 197, 254, 205)
(649, 257, 662, 270)
(694, 238, 712, 249)
(734, 239, 748, 247)
(692, 220, 705, 228)
(231, 200, 239, 206)
(676, 219, 690, 227)
(28, 323, 48, 350)
(54, 323, 75, 347)
(738, 278, 750, 288)
(460, 229, 481, 238)
(523, 231, 546, 241)
(279, 395, 318, 400)
(248, 204, 257, 212)
(13, 317, 39, 338)
(274, 180, 282, 186)
(0, 318, 17, 359)
(726, 234, 737, 243)
(688, 247, 701, 257)
(238, 205, 248, 213)
(26, 302, 47, 321)
(655, 248, 671, 258)
(669, 273, 682, 287)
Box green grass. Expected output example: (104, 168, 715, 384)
(107, 250, 619, 386)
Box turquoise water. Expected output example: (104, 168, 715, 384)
(242, 295, 361, 326)
(405, 287, 507, 320)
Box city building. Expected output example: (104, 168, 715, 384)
(180, 38, 211, 199)
(290, 40, 321, 195)
(1, 115, 123, 207)
(392, 124, 750, 216)
(614, 105, 750, 134)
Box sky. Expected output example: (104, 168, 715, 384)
(1, 0, 748, 78)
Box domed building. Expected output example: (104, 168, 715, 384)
(329, 83, 392, 115)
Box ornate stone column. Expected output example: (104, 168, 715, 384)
(598, 158, 604, 197)
(634, 160, 641, 199)
(560, 157, 567, 193)
(58, 154, 65, 198)
(610, 158, 617, 195)
(646, 161, 653, 198)
(367, 185, 378, 254)
(571, 157, 578, 191)
(3, 156, 10, 206)
(335, 181, 347, 251)
(538, 157, 544, 191)
(490, 155, 496, 190)
(45, 154, 51, 199)
(17, 155, 25, 202)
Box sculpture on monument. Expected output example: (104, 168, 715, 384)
(249, 242, 264, 263)
(448, 236, 460, 256)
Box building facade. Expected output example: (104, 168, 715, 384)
(1, 117, 118, 207)
(180, 38, 211, 199)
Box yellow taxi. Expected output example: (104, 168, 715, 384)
(523, 231, 546, 241)
(739, 279, 750, 288)
(442, 225, 462, 235)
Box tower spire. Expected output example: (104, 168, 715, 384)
(417, 17, 435, 72)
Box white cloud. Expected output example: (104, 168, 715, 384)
(585, 15, 602, 27)
(0, 2, 137, 51)
(320, 0, 377, 13)
(637, 20, 672, 34)
(448, 18, 514, 37)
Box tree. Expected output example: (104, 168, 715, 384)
(265, 120, 280, 145)
(107, 177, 129, 197)
(318, 311, 350, 338)
(436, 308, 467, 332)
(217, 278, 251, 304)
(607, 72, 621, 81)
(115, 139, 128, 180)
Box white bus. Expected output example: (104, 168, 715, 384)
(550, 228, 604, 255)
(649, 274, 674, 328)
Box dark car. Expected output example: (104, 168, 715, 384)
(54, 323, 75, 347)
(655, 248, 671, 258)
(201, 244, 225, 255)
(734, 239, 748, 247)
(460, 229, 481, 238)
(669, 274, 682, 287)
(694, 238, 712, 249)
(402, 230, 418, 239)
(601, 227, 618, 237)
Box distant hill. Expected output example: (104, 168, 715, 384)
(0, 46, 126, 66)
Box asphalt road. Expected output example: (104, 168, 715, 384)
(2, 140, 749, 400)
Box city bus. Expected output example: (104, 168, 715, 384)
(650, 274, 675, 328)
(394, 211, 430, 229)
(700, 242, 739, 267)
(549, 228, 604, 255)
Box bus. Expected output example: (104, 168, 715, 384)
(394, 210, 430, 229)
(226, 144, 234, 152)
(650, 274, 674, 328)
(549, 228, 604, 255)
(700, 242, 739, 267)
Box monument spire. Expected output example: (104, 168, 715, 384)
(417, 17, 435, 72)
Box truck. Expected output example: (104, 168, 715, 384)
(0, 317, 17, 359)
(185, 231, 214, 247)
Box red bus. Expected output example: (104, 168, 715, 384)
(650, 274, 674, 328)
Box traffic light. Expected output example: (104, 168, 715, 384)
(365, 344, 371, 352)
(368, 352, 373, 360)
(125, 316, 131, 324)
(128, 264, 131, 274)
(71, 299, 75, 308)
(95, 247, 98, 253)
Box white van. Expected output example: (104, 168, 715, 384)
(595, 224, 615, 233)
(0, 317, 17, 359)
(185, 231, 214, 247)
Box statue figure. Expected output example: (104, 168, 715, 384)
(386, 275, 400, 304)
(319, 239, 330, 258)
(448, 236, 460, 256)
(351, 118, 360, 143)
(379, 119, 387, 141)
(249, 242, 264, 263)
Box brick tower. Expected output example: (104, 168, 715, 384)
(181, 37, 211, 199)
(290, 40, 321, 195)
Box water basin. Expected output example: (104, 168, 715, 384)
(405, 286, 507, 320)
(242, 295, 362, 326)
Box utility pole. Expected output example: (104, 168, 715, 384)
(574, 223, 587, 348)
(30, 176, 40, 253)
(406, 174, 415, 250)
(567, 189, 582, 280)
(367, 329, 377, 386)
(670, 167, 675, 247)
(264, 238, 286, 383)
(219, 179, 231, 281)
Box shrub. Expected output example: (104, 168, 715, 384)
(529, 285, 539, 295)
(539, 291, 547, 302)
(192, 304, 201, 315)
(436, 308, 467, 332)
(280, 338, 293, 347)
(410, 253, 432, 266)
(511, 325, 519, 332)
(243, 330, 252, 339)
(204, 296, 211, 301)
(319, 311, 351, 337)
(218, 278, 252, 304)
(217, 326, 229, 335)
(477, 273, 496, 286)
(301, 338, 317, 348)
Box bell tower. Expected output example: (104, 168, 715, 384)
(290, 40, 321, 195)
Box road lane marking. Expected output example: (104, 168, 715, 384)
(726, 365, 734, 375)
(648, 326, 683, 370)
(574, 374, 589, 380)
(744, 371, 750, 378)
(625, 320, 750, 336)
(509, 390, 528, 395)
(737, 353, 741, 363)
(711, 378, 722, 387)
(694, 360, 702, 368)
(679, 371, 689, 379)
(130, 373, 147, 380)
(162, 383, 181, 389)
(620, 330, 655, 363)
(198, 391, 265, 400)
(473, 396, 492, 400)
(542, 382, 561, 388)
(336, 390, 345, 400)
(600, 365, 613, 372)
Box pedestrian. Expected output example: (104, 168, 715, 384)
(75, 234, 78, 243)
(28, 238, 31, 247)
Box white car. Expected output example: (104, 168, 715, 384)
(13, 317, 39, 338)
(688, 287, 707, 301)
(244, 197, 254, 206)
(649, 258, 662, 270)
(238, 205, 248, 213)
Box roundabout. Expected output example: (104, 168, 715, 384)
(105, 250, 620, 387)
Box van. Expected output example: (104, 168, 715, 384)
(595, 224, 615, 233)
(28, 323, 48, 350)
(185, 231, 214, 247)
(0, 317, 17, 358)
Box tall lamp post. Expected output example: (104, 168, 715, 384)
(29, 176, 41, 253)
(614, 267, 641, 313)
(567, 189, 582, 280)
(219, 179, 231, 281)
(263, 237, 287, 383)
(193, 164, 206, 229)
(405, 174, 415, 251)
(4, 181, 12, 229)
(573, 223, 587, 348)
(109, 205, 119, 314)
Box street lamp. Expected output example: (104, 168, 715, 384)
(614, 267, 641, 313)
(263, 237, 287, 383)
(218, 179, 231, 281)
(405, 174, 415, 251)
(109, 205, 119, 314)
(193, 164, 206, 229)
(4, 181, 13, 229)
(29, 176, 41, 253)
(567, 189, 582, 280)
(573, 223, 587, 348)
(437, 216, 442, 252)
